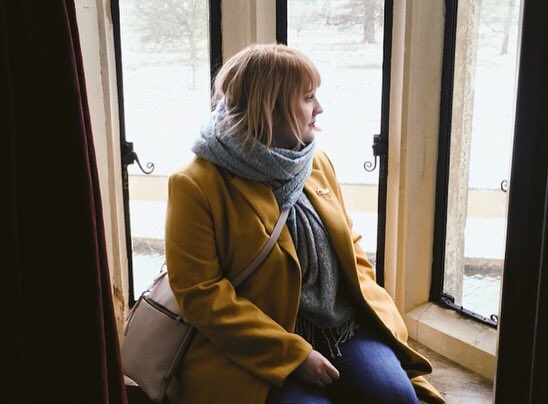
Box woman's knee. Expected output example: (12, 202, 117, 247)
(364, 377, 419, 404)
(331, 334, 420, 403)
(392, 382, 420, 404)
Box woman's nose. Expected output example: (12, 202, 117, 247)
(314, 102, 323, 115)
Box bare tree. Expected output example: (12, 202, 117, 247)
(480, 0, 518, 56)
(290, 10, 308, 39)
(500, 0, 516, 55)
(133, 0, 207, 90)
(329, 0, 383, 44)
(322, 0, 332, 24)
(288, 3, 326, 40)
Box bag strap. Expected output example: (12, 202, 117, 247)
(230, 207, 291, 288)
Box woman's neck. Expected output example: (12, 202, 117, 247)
(271, 118, 300, 149)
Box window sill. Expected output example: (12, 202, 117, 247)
(405, 302, 497, 381)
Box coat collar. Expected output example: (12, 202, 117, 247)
(228, 156, 357, 281)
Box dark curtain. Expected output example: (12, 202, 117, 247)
(1, 1, 128, 403)
(494, 0, 548, 402)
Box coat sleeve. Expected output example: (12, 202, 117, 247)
(164, 171, 313, 387)
(411, 376, 446, 403)
(320, 151, 377, 283)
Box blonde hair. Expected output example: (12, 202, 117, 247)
(211, 43, 321, 152)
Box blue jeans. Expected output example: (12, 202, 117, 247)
(266, 325, 420, 404)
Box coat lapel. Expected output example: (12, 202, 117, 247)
(229, 175, 301, 272)
(303, 166, 358, 286)
(228, 156, 357, 283)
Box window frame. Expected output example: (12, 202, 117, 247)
(430, 0, 498, 329)
(110, 0, 222, 308)
(277, 0, 394, 287)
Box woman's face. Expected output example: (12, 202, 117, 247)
(297, 88, 323, 144)
(272, 87, 323, 149)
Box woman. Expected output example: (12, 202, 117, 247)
(165, 43, 445, 404)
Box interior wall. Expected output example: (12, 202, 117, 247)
(384, 0, 445, 312)
(221, 0, 277, 61)
(75, 0, 128, 337)
(387, 0, 498, 381)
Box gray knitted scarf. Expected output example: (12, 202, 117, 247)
(191, 101, 359, 357)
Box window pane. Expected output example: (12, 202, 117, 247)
(118, 0, 211, 296)
(443, 0, 521, 319)
(288, 0, 386, 264)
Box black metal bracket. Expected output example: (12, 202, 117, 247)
(501, 179, 508, 192)
(122, 140, 155, 174)
(440, 292, 498, 328)
(364, 134, 387, 174)
(121, 140, 155, 191)
(440, 292, 455, 305)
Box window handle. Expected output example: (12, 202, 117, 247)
(121, 140, 155, 175)
(363, 134, 387, 173)
(500, 179, 509, 193)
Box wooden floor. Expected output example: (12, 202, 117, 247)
(408, 339, 494, 404)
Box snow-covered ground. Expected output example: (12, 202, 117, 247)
(120, 0, 519, 319)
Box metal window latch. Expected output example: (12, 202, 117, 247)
(121, 140, 155, 175)
(500, 179, 508, 192)
(441, 293, 456, 305)
(121, 140, 155, 190)
(364, 134, 387, 175)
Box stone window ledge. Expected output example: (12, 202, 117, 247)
(405, 303, 497, 381)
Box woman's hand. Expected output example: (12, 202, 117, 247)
(291, 350, 340, 389)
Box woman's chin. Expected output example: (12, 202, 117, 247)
(302, 133, 316, 144)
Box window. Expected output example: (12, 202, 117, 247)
(112, 0, 221, 305)
(282, 0, 393, 284)
(432, 0, 522, 326)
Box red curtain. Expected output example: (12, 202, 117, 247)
(1, 1, 127, 402)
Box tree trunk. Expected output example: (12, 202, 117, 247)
(189, 38, 197, 91)
(188, 0, 198, 91)
(500, 0, 516, 55)
(362, 0, 376, 44)
(323, 0, 332, 24)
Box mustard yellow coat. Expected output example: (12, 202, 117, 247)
(165, 150, 445, 404)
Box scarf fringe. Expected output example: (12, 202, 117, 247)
(295, 316, 360, 359)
